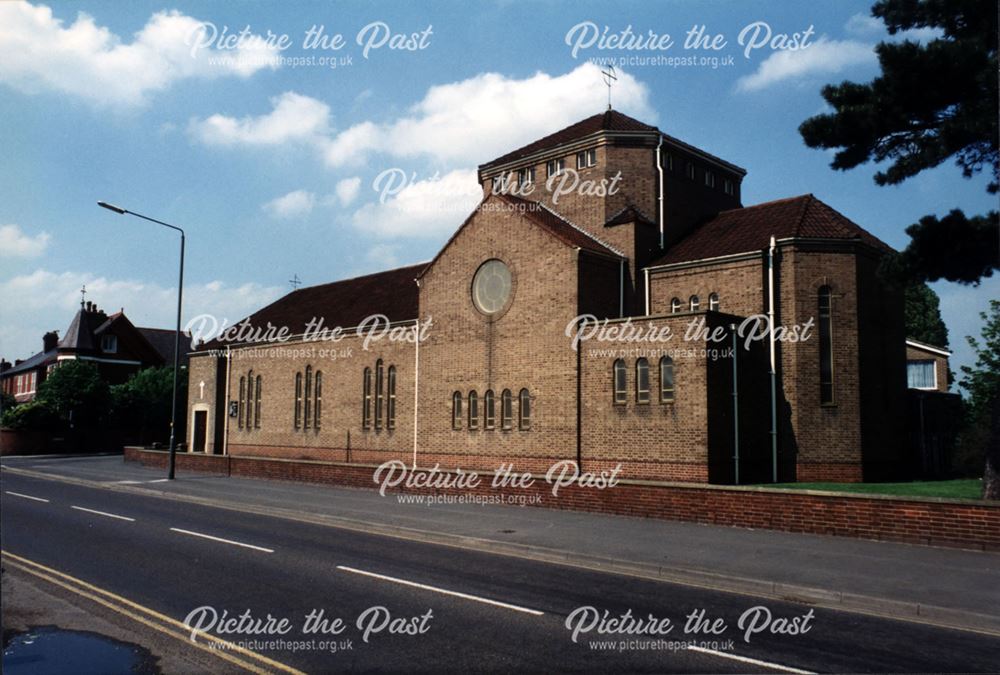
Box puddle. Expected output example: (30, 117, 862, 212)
(3, 626, 158, 674)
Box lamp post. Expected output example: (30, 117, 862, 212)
(98, 201, 184, 480)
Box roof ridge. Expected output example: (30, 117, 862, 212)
(295, 261, 431, 292)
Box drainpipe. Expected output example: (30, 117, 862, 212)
(767, 235, 778, 483)
(619, 258, 625, 317)
(413, 280, 421, 469)
(576, 331, 582, 470)
(222, 345, 231, 456)
(731, 323, 739, 485)
(655, 135, 665, 249)
(644, 268, 651, 316)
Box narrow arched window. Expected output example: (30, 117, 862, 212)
(468, 391, 479, 430)
(501, 389, 513, 430)
(294, 372, 302, 429)
(670, 297, 681, 313)
(660, 357, 675, 403)
(819, 286, 834, 404)
(636, 358, 650, 404)
(452, 391, 463, 430)
(238, 376, 246, 429)
(254, 375, 261, 428)
(314, 371, 322, 430)
(689, 295, 700, 312)
(362, 368, 372, 429)
(246, 369, 254, 429)
(709, 293, 719, 311)
(484, 390, 495, 429)
(375, 359, 384, 430)
(613, 359, 627, 405)
(386, 366, 396, 430)
(304, 365, 312, 429)
(518, 389, 531, 430)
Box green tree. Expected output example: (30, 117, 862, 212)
(35, 360, 110, 429)
(904, 282, 949, 347)
(111, 367, 182, 444)
(1, 399, 58, 430)
(799, 0, 999, 284)
(959, 300, 1000, 499)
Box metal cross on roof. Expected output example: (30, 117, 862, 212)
(289, 274, 302, 290)
(601, 65, 617, 111)
(80, 284, 87, 308)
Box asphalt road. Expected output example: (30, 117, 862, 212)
(2, 470, 997, 674)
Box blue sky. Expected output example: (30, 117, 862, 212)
(1, 0, 996, 387)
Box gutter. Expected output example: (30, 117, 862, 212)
(767, 235, 778, 483)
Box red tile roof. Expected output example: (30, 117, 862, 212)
(650, 194, 894, 266)
(481, 110, 658, 169)
(200, 264, 424, 350)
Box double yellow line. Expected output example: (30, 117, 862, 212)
(1, 550, 304, 675)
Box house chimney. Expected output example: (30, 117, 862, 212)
(43, 331, 59, 352)
(0, 359, 11, 373)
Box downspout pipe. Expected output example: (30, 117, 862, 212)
(731, 323, 739, 485)
(655, 135, 665, 249)
(413, 279, 421, 469)
(223, 345, 231, 456)
(767, 235, 778, 483)
(644, 268, 651, 316)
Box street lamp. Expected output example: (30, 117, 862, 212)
(98, 201, 185, 480)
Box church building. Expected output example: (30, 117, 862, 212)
(187, 110, 907, 484)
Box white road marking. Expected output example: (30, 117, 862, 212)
(5, 491, 49, 503)
(336, 565, 545, 616)
(688, 646, 816, 674)
(113, 478, 170, 485)
(70, 506, 136, 522)
(170, 527, 274, 553)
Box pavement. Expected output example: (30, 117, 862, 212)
(2, 453, 999, 636)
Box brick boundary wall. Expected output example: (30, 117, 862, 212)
(124, 448, 1000, 552)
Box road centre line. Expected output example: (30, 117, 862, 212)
(5, 491, 50, 503)
(170, 527, 274, 553)
(71, 505, 136, 522)
(688, 645, 816, 674)
(336, 564, 545, 616)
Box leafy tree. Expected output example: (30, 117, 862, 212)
(111, 367, 183, 444)
(959, 300, 1000, 498)
(904, 282, 949, 347)
(799, 0, 999, 284)
(35, 360, 110, 429)
(0, 391, 15, 416)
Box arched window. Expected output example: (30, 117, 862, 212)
(501, 389, 513, 430)
(452, 391, 463, 430)
(386, 366, 396, 430)
(375, 359, 384, 430)
(708, 293, 720, 311)
(518, 388, 531, 430)
(689, 295, 700, 312)
(613, 359, 627, 405)
(468, 391, 479, 430)
(238, 376, 246, 429)
(670, 297, 681, 313)
(314, 371, 322, 430)
(660, 357, 675, 403)
(819, 286, 834, 404)
(362, 368, 372, 429)
(636, 358, 650, 404)
(254, 375, 261, 428)
(246, 369, 254, 429)
(484, 390, 495, 430)
(294, 372, 302, 429)
(304, 365, 312, 429)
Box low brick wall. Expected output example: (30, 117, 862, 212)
(123, 447, 999, 551)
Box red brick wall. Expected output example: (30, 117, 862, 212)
(124, 448, 1000, 552)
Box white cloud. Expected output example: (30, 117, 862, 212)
(350, 169, 482, 238)
(262, 190, 316, 219)
(0, 269, 284, 358)
(845, 13, 884, 36)
(0, 224, 50, 257)
(846, 12, 944, 43)
(333, 177, 362, 207)
(0, 2, 280, 106)
(189, 92, 330, 146)
(364, 244, 401, 270)
(736, 38, 876, 92)
(323, 63, 654, 167)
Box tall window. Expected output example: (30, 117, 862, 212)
(501, 389, 513, 430)
(547, 158, 565, 177)
(686, 162, 696, 180)
(636, 358, 650, 404)
(484, 390, 495, 430)
(304, 365, 312, 429)
(576, 148, 596, 169)
(518, 389, 531, 430)
(517, 166, 535, 186)
(613, 359, 627, 405)
(238, 376, 246, 429)
(386, 366, 396, 429)
(708, 293, 720, 311)
(468, 391, 479, 430)
(664, 153, 674, 171)
(724, 178, 735, 196)
(452, 391, 463, 430)
(660, 357, 675, 403)
(362, 368, 372, 429)
(314, 371, 322, 430)
(375, 359, 384, 429)
(819, 286, 834, 404)
(254, 375, 262, 428)
(670, 298, 681, 314)
(245, 369, 254, 429)
(704, 170, 716, 188)
(294, 373, 302, 429)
